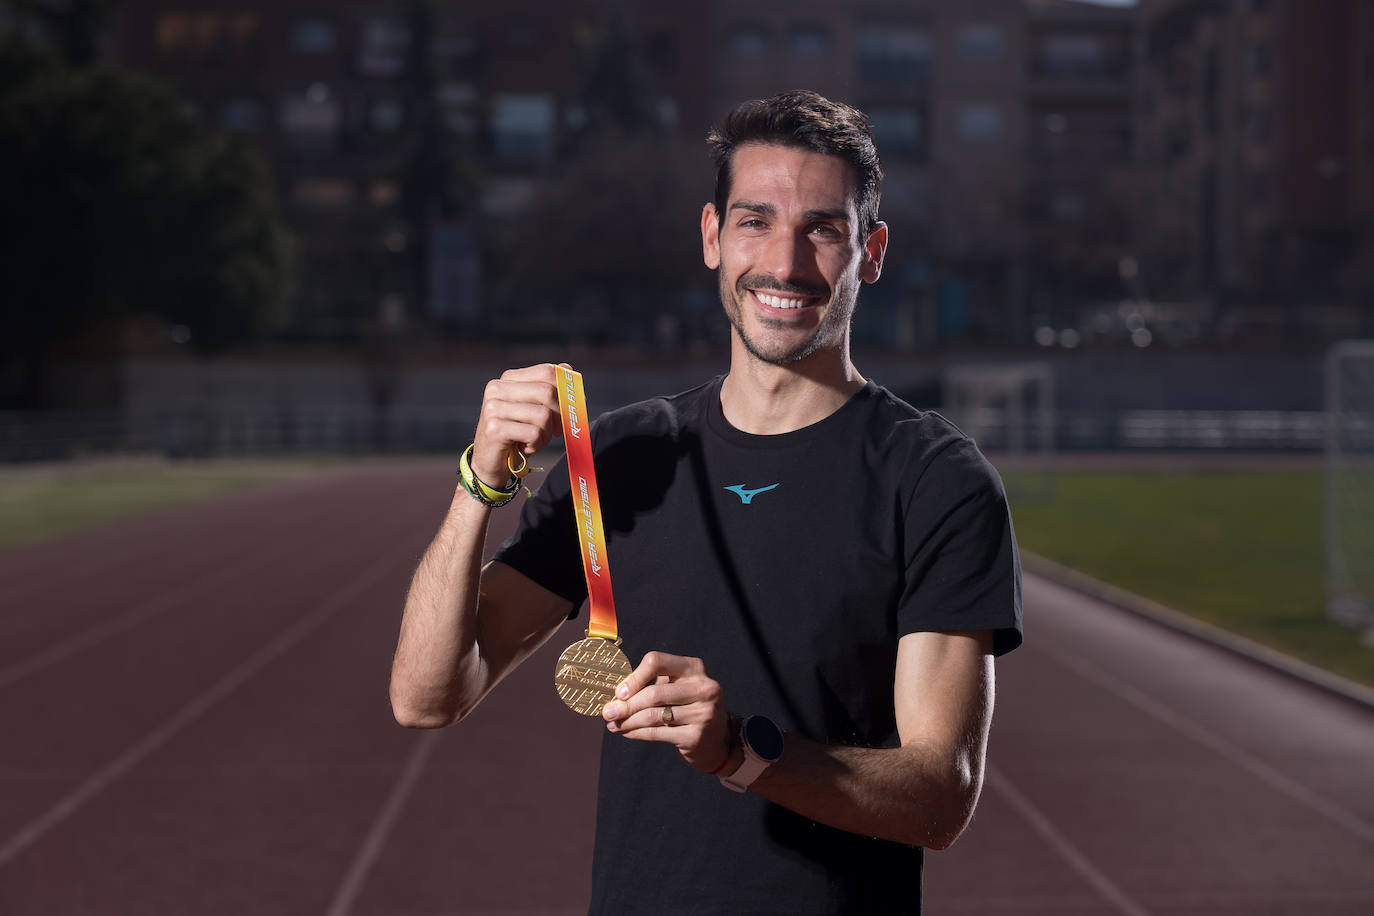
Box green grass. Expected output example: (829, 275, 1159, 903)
(1011, 470, 1374, 689)
(0, 460, 316, 550)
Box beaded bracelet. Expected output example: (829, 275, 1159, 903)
(458, 444, 520, 508)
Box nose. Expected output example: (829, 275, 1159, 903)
(760, 229, 818, 286)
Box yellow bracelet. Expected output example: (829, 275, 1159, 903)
(458, 444, 518, 507)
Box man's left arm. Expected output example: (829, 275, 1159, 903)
(601, 628, 995, 850)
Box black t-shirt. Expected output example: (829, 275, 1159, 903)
(495, 376, 1022, 915)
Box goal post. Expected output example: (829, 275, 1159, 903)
(942, 362, 1055, 501)
(1326, 340, 1374, 630)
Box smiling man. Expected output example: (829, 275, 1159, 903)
(391, 90, 1022, 914)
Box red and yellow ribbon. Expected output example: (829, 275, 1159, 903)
(555, 366, 618, 641)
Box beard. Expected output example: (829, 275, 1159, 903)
(721, 269, 859, 366)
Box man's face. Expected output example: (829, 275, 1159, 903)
(701, 143, 886, 366)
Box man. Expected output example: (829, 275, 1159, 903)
(391, 90, 1021, 914)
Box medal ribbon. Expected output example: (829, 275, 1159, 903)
(555, 367, 618, 641)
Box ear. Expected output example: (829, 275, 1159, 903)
(859, 221, 888, 284)
(701, 203, 721, 270)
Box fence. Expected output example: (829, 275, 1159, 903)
(0, 405, 1344, 463)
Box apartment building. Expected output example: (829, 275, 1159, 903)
(99, 0, 1145, 348)
(110, 0, 709, 339)
(1138, 0, 1372, 332)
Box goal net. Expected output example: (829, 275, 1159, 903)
(1326, 341, 1374, 629)
(942, 362, 1055, 501)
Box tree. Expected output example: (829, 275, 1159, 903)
(0, 39, 293, 407)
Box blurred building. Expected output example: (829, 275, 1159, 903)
(708, 0, 1136, 346)
(101, 0, 1146, 349)
(1138, 0, 1374, 340)
(109, 0, 710, 341)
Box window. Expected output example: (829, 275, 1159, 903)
(219, 99, 264, 132)
(1039, 33, 1106, 77)
(280, 84, 340, 151)
(789, 24, 832, 57)
(491, 93, 554, 161)
(293, 179, 354, 209)
(856, 26, 932, 83)
(439, 82, 477, 132)
(959, 25, 1003, 61)
(958, 104, 1003, 141)
(291, 18, 336, 53)
(155, 11, 258, 59)
(357, 15, 408, 77)
(369, 98, 404, 132)
(1246, 44, 1272, 76)
(729, 25, 771, 58)
(1051, 193, 1084, 221)
(369, 180, 400, 208)
(867, 107, 923, 161)
(656, 97, 680, 130)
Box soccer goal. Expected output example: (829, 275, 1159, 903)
(1326, 341, 1374, 630)
(942, 362, 1055, 501)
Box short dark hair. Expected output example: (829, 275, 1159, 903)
(707, 90, 884, 236)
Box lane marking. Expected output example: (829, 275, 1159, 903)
(0, 558, 259, 690)
(986, 763, 1153, 916)
(1040, 641, 1374, 845)
(0, 474, 415, 689)
(0, 471, 342, 608)
(327, 730, 442, 916)
(0, 553, 400, 868)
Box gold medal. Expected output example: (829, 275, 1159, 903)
(553, 368, 631, 717)
(554, 636, 632, 716)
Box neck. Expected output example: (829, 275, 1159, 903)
(719, 336, 866, 435)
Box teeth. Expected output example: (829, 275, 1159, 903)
(756, 292, 808, 309)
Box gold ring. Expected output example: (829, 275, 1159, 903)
(508, 450, 530, 479)
(660, 706, 674, 726)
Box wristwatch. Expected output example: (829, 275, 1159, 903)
(719, 715, 784, 793)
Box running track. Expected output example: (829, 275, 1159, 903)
(1, 459, 1371, 915)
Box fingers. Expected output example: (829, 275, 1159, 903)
(471, 364, 567, 483)
(613, 650, 704, 701)
(601, 651, 731, 772)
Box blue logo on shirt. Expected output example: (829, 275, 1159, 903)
(724, 483, 779, 505)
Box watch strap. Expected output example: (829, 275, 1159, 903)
(719, 754, 769, 793)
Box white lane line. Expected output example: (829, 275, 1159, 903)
(0, 472, 344, 609)
(0, 478, 410, 690)
(327, 730, 443, 916)
(0, 553, 400, 868)
(1040, 642, 1374, 845)
(0, 558, 253, 690)
(986, 763, 1153, 916)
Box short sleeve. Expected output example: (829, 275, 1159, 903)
(897, 439, 1022, 656)
(491, 453, 588, 610)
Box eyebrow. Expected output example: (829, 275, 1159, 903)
(728, 200, 851, 223)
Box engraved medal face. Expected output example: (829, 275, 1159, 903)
(554, 637, 632, 716)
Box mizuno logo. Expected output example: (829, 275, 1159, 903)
(724, 483, 779, 505)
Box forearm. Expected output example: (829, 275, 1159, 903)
(748, 734, 984, 849)
(390, 487, 493, 728)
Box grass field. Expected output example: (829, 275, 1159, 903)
(0, 460, 315, 549)
(1010, 469, 1374, 689)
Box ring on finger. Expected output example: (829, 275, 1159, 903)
(660, 705, 675, 726)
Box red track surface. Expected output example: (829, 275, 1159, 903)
(1, 459, 1371, 915)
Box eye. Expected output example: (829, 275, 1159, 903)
(810, 222, 844, 240)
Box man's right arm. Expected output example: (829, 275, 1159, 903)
(390, 365, 576, 729)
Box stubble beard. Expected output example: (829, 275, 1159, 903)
(721, 270, 858, 367)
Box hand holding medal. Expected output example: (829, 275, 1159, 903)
(552, 367, 633, 716)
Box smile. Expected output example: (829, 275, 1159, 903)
(751, 290, 816, 310)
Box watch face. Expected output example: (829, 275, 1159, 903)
(743, 716, 784, 762)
